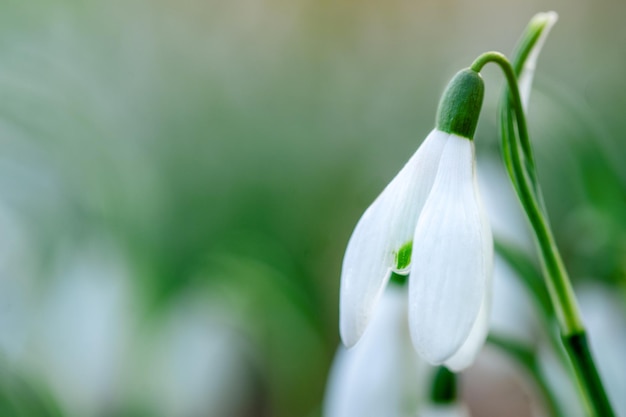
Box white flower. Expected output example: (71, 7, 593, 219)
(408, 132, 493, 369)
(340, 69, 492, 371)
(325, 285, 424, 417)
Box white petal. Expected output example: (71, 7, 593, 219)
(444, 167, 494, 371)
(444, 292, 490, 371)
(325, 286, 423, 417)
(409, 134, 491, 364)
(340, 129, 449, 347)
(518, 12, 558, 112)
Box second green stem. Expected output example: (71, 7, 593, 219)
(470, 51, 615, 417)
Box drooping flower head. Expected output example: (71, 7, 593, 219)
(340, 68, 493, 371)
(339, 10, 559, 372)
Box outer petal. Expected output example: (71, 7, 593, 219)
(444, 166, 494, 371)
(325, 286, 423, 417)
(518, 12, 558, 112)
(409, 134, 491, 364)
(443, 291, 490, 372)
(340, 129, 449, 347)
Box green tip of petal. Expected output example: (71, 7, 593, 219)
(435, 69, 484, 139)
(395, 241, 413, 271)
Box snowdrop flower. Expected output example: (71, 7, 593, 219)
(340, 68, 493, 371)
(325, 284, 423, 417)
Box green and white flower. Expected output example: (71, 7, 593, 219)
(339, 11, 558, 373)
(340, 69, 493, 371)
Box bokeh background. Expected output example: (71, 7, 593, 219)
(0, 0, 625, 416)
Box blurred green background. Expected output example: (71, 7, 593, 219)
(0, 0, 624, 416)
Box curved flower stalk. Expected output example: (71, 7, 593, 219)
(325, 284, 423, 417)
(473, 10, 558, 353)
(471, 10, 617, 417)
(340, 69, 493, 370)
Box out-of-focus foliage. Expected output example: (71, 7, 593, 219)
(0, 1, 625, 416)
(0, 366, 63, 417)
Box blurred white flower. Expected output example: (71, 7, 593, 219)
(490, 256, 540, 344)
(477, 158, 540, 345)
(325, 285, 423, 417)
(139, 287, 255, 417)
(477, 157, 533, 251)
(419, 403, 471, 417)
(28, 240, 133, 417)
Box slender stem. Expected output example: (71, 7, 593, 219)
(562, 332, 615, 417)
(471, 51, 615, 417)
(473, 53, 541, 190)
(472, 52, 583, 335)
(471, 52, 536, 182)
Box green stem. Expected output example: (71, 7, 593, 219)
(471, 51, 615, 417)
(480, 55, 538, 185)
(472, 52, 583, 335)
(562, 332, 615, 417)
(471, 52, 536, 178)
